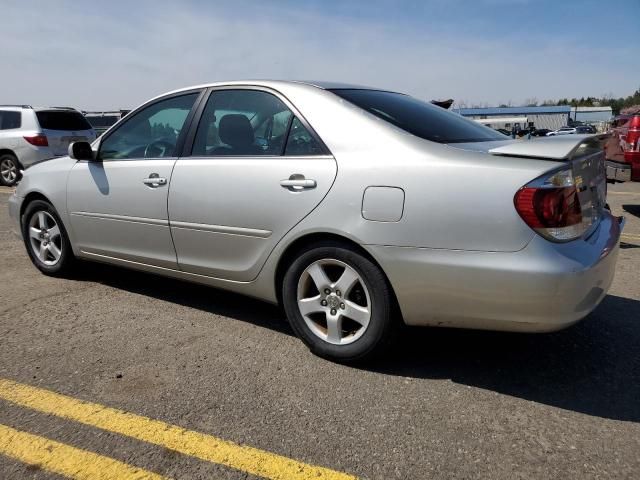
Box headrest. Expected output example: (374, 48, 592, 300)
(218, 114, 254, 148)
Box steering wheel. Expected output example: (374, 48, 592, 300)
(144, 140, 175, 158)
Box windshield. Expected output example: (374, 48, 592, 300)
(329, 89, 505, 143)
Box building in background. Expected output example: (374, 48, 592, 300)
(474, 116, 529, 131)
(571, 106, 613, 123)
(571, 106, 613, 132)
(457, 106, 571, 131)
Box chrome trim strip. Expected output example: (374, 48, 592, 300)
(186, 155, 334, 160)
(170, 220, 272, 238)
(606, 161, 632, 182)
(71, 211, 168, 226)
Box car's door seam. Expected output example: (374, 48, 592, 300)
(249, 155, 340, 282)
(166, 157, 180, 268)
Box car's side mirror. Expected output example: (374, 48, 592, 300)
(68, 141, 95, 161)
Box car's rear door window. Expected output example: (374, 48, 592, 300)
(191, 89, 328, 157)
(330, 89, 505, 143)
(36, 111, 92, 131)
(284, 117, 324, 156)
(0, 111, 21, 130)
(192, 89, 294, 156)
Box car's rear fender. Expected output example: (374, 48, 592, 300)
(306, 140, 560, 252)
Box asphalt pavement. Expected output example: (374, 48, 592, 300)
(0, 182, 639, 479)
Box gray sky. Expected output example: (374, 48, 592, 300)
(1, 0, 638, 110)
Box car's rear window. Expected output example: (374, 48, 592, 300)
(329, 89, 505, 143)
(36, 111, 92, 131)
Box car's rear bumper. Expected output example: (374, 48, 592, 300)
(367, 212, 622, 332)
(606, 160, 631, 182)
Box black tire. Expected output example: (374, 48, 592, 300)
(282, 241, 396, 363)
(0, 153, 20, 187)
(21, 200, 76, 276)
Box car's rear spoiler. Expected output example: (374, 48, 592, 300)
(489, 134, 607, 161)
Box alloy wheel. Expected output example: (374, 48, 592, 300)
(28, 211, 63, 266)
(296, 259, 372, 345)
(0, 158, 17, 185)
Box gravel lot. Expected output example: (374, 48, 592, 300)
(0, 182, 639, 479)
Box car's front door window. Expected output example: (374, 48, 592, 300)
(100, 93, 198, 160)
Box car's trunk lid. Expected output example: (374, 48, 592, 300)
(451, 134, 608, 239)
(487, 134, 603, 160)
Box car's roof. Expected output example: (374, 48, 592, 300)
(162, 80, 385, 97)
(292, 80, 381, 90)
(33, 108, 83, 113)
(0, 105, 82, 112)
(0, 105, 32, 111)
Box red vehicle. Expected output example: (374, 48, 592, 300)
(605, 113, 640, 181)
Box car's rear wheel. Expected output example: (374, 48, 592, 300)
(282, 242, 395, 362)
(0, 154, 20, 187)
(21, 200, 75, 276)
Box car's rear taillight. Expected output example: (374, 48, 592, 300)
(626, 117, 640, 151)
(514, 169, 592, 242)
(624, 117, 640, 180)
(23, 134, 49, 147)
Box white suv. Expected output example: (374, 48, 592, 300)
(0, 105, 96, 186)
(546, 127, 577, 136)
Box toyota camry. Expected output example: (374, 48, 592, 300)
(8, 81, 623, 362)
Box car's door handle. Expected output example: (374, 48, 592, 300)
(280, 176, 317, 190)
(143, 174, 167, 187)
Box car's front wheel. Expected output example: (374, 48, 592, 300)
(282, 242, 395, 362)
(21, 200, 75, 276)
(0, 153, 20, 187)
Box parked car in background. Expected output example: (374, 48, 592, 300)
(0, 105, 96, 186)
(546, 125, 597, 137)
(576, 125, 597, 134)
(605, 114, 640, 182)
(83, 110, 130, 136)
(9, 81, 621, 362)
(547, 127, 577, 136)
(532, 128, 552, 137)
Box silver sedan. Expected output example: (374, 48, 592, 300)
(8, 81, 622, 362)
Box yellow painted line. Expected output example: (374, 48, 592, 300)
(621, 234, 640, 241)
(0, 379, 356, 480)
(0, 423, 167, 480)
